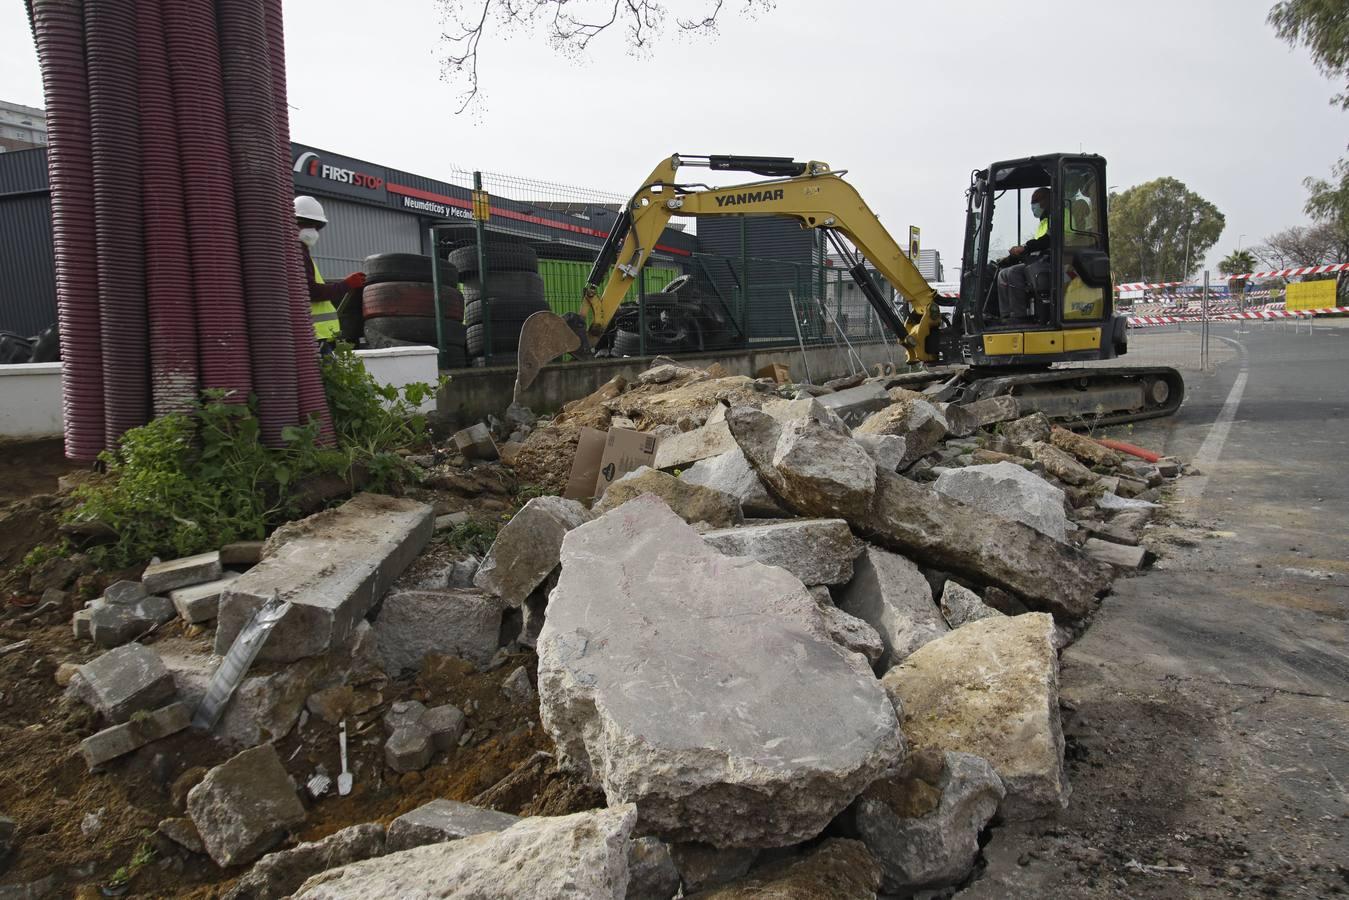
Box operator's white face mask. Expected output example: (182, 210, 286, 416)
(298, 227, 320, 248)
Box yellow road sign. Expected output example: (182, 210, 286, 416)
(1286, 278, 1337, 311)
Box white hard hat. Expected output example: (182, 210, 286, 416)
(293, 195, 327, 224)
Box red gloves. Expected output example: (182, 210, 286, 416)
(343, 272, 367, 291)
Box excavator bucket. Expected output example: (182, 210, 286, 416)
(514, 310, 581, 400)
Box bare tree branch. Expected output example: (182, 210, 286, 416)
(436, 0, 775, 112)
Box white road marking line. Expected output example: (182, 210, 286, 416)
(1176, 336, 1248, 501)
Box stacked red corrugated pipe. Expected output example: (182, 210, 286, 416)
(160, 0, 253, 405)
(217, 0, 299, 445)
(264, 0, 333, 443)
(136, 0, 199, 416)
(31, 0, 105, 461)
(86, 0, 149, 444)
(32, 0, 338, 457)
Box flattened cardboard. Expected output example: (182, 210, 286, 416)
(596, 427, 659, 497)
(563, 427, 609, 500)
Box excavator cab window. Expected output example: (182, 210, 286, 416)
(981, 162, 1054, 327)
(1061, 161, 1108, 321)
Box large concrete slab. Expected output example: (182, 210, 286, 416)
(214, 494, 433, 663)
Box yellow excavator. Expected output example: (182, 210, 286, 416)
(515, 152, 1183, 425)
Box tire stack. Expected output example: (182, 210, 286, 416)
(359, 253, 468, 367)
(449, 243, 549, 366)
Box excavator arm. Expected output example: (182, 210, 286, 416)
(514, 154, 940, 396)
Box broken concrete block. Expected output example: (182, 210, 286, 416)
(727, 407, 876, 520)
(537, 495, 902, 847)
(679, 448, 785, 518)
(169, 575, 239, 624)
(421, 704, 466, 751)
(669, 843, 758, 893)
(933, 461, 1069, 542)
(854, 433, 908, 473)
(850, 750, 1005, 894)
(159, 816, 205, 854)
(815, 382, 891, 426)
(958, 395, 1022, 429)
(760, 396, 851, 434)
(652, 419, 738, 471)
(383, 700, 428, 733)
(1155, 457, 1181, 478)
(88, 603, 150, 648)
(882, 613, 1068, 820)
(79, 702, 191, 769)
(626, 837, 680, 900)
(1029, 442, 1097, 486)
(701, 518, 862, 586)
(836, 546, 948, 670)
(594, 466, 742, 528)
(1000, 412, 1052, 446)
(453, 422, 499, 461)
(103, 580, 148, 606)
(187, 744, 307, 867)
(938, 581, 1002, 629)
(220, 541, 265, 567)
(693, 838, 880, 899)
(1051, 427, 1121, 468)
(71, 643, 176, 724)
(385, 725, 434, 773)
(856, 397, 948, 466)
(473, 496, 591, 606)
(1083, 538, 1147, 570)
(372, 589, 503, 673)
(433, 512, 470, 532)
(293, 806, 636, 898)
(860, 470, 1109, 622)
(817, 601, 886, 667)
(386, 799, 521, 852)
(72, 607, 91, 640)
(501, 666, 535, 703)
(225, 824, 387, 900)
(142, 551, 223, 595)
(215, 494, 433, 663)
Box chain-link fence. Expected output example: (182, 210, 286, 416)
(428, 167, 908, 363)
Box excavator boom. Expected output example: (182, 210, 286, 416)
(515, 154, 940, 394)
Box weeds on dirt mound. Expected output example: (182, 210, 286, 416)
(35, 345, 439, 570)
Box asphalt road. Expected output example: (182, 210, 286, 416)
(962, 322, 1349, 898)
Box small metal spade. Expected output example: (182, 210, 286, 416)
(337, 719, 353, 796)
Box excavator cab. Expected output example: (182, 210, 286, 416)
(954, 153, 1127, 367)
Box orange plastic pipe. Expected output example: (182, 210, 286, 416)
(1093, 437, 1162, 462)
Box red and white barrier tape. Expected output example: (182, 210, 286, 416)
(1118, 263, 1346, 292)
(1127, 306, 1349, 327)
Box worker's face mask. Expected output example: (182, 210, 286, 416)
(1030, 201, 1045, 219)
(298, 227, 320, 248)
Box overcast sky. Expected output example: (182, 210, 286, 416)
(2, 0, 1344, 275)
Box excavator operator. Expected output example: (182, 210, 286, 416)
(995, 187, 1053, 322)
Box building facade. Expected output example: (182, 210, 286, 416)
(0, 101, 47, 153)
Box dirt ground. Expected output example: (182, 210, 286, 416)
(0, 440, 598, 898)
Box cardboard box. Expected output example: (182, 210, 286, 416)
(563, 427, 609, 500)
(596, 427, 659, 497)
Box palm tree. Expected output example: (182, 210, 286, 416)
(1219, 249, 1258, 307)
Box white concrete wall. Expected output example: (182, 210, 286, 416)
(0, 362, 62, 438)
(0, 349, 437, 441)
(353, 346, 439, 413)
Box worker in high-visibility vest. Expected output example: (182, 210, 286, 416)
(1009, 187, 1053, 259)
(293, 195, 365, 344)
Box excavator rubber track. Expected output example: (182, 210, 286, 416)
(942, 365, 1186, 429)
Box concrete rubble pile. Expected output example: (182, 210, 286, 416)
(42, 357, 1190, 898)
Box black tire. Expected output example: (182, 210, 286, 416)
(448, 243, 539, 277)
(611, 329, 641, 357)
(464, 295, 551, 327)
(363, 253, 459, 287)
(461, 271, 546, 305)
(362, 282, 465, 321)
(364, 316, 467, 348)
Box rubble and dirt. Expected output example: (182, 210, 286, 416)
(0, 356, 1211, 897)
